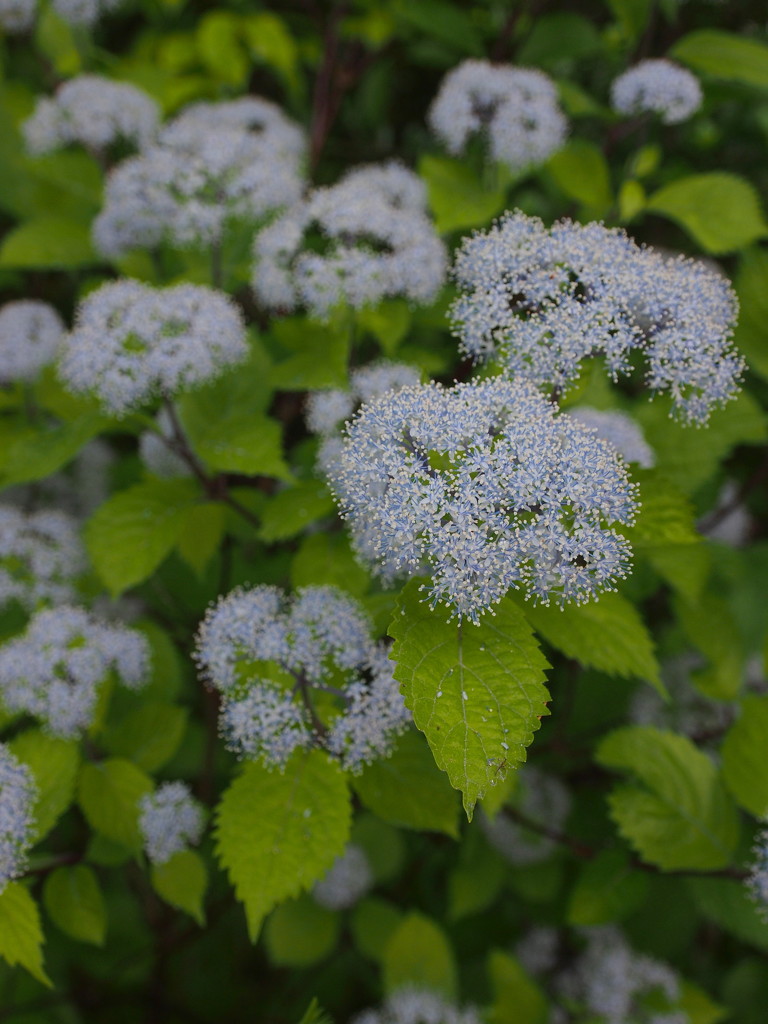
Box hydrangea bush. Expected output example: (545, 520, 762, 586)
(0, 1, 767, 1022)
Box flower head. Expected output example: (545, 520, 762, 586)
(327, 377, 637, 623)
(0, 506, 86, 611)
(313, 844, 372, 910)
(58, 280, 247, 415)
(428, 59, 567, 171)
(51, 0, 123, 25)
(451, 211, 741, 423)
(195, 585, 409, 772)
(0, 300, 65, 383)
(138, 782, 205, 865)
(0, 745, 37, 893)
(611, 59, 702, 124)
(23, 76, 159, 157)
(0, 606, 149, 737)
(747, 824, 768, 917)
(252, 162, 447, 318)
(0, 0, 35, 32)
(353, 987, 482, 1024)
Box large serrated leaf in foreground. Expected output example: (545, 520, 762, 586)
(596, 727, 740, 871)
(389, 582, 550, 819)
(0, 883, 50, 985)
(215, 751, 351, 941)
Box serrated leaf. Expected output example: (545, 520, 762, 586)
(383, 912, 456, 998)
(419, 154, 506, 234)
(86, 479, 199, 596)
(182, 410, 289, 479)
(722, 696, 768, 817)
(78, 759, 153, 852)
(672, 29, 768, 89)
(524, 592, 661, 691)
(151, 850, 207, 924)
(596, 727, 740, 871)
(102, 701, 187, 773)
(353, 729, 461, 838)
(43, 865, 106, 946)
(9, 730, 79, 842)
(488, 950, 548, 1024)
(215, 751, 351, 941)
(646, 173, 768, 254)
(0, 883, 50, 985)
(389, 582, 550, 819)
(264, 893, 339, 967)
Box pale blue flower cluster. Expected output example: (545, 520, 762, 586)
(195, 585, 410, 772)
(0, 0, 35, 31)
(0, 0, 121, 30)
(428, 59, 567, 171)
(611, 59, 702, 125)
(252, 161, 447, 318)
(567, 407, 655, 468)
(138, 782, 205, 865)
(58, 280, 247, 415)
(0, 745, 36, 893)
(313, 844, 372, 910)
(93, 98, 305, 257)
(327, 377, 637, 623)
(747, 826, 768, 919)
(353, 987, 482, 1024)
(0, 506, 85, 611)
(0, 300, 64, 383)
(0, 606, 149, 737)
(555, 927, 686, 1024)
(451, 212, 741, 424)
(23, 76, 159, 157)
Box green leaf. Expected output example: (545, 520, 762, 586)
(394, 0, 482, 55)
(264, 893, 339, 967)
(487, 950, 548, 1024)
(259, 481, 336, 543)
(0, 883, 50, 985)
(291, 532, 370, 597)
(382, 912, 456, 998)
(215, 751, 351, 941)
(78, 759, 153, 852)
(546, 140, 612, 214)
(596, 726, 740, 871)
(675, 593, 744, 700)
(678, 980, 729, 1024)
(646, 174, 768, 254)
(626, 474, 701, 548)
(297, 998, 334, 1024)
(0, 412, 108, 489)
(9, 730, 79, 842)
(151, 850, 207, 925)
(269, 318, 350, 390)
(242, 11, 302, 98)
(196, 11, 249, 86)
(86, 479, 199, 596)
(733, 247, 768, 382)
(688, 877, 768, 952)
(0, 215, 98, 269)
(102, 701, 187, 773)
(351, 897, 402, 962)
(517, 13, 600, 67)
(672, 30, 768, 90)
(389, 582, 550, 819)
(524, 592, 661, 691)
(356, 300, 412, 355)
(448, 836, 505, 920)
(176, 502, 226, 577)
(43, 865, 106, 946)
(419, 154, 507, 234)
(721, 695, 768, 817)
(353, 729, 461, 838)
(567, 849, 648, 925)
(135, 620, 183, 701)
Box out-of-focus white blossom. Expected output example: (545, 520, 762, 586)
(353, 987, 482, 1024)
(0, 506, 85, 611)
(52, 0, 123, 26)
(567, 407, 655, 468)
(138, 782, 204, 865)
(313, 844, 372, 910)
(0, 0, 35, 32)
(611, 59, 702, 125)
(0, 745, 37, 893)
(0, 300, 65, 383)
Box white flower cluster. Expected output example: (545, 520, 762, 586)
(567, 407, 654, 468)
(556, 927, 686, 1024)
(428, 59, 567, 171)
(313, 844, 372, 910)
(0, 506, 85, 611)
(0, 0, 35, 31)
(138, 782, 205, 865)
(611, 59, 702, 125)
(353, 987, 482, 1024)
(748, 825, 768, 919)
(0, 300, 65, 383)
(0, 745, 37, 893)
(481, 767, 571, 866)
(0, 606, 149, 737)
(451, 211, 742, 424)
(326, 377, 637, 623)
(58, 280, 247, 416)
(195, 585, 410, 773)
(252, 161, 447, 318)
(93, 97, 306, 257)
(23, 76, 159, 157)
(0, 0, 125, 29)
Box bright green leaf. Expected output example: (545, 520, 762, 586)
(0, 216, 98, 269)
(722, 695, 768, 817)
(259, 481, 336, 543)
(176, 502, 226, 577)
(9, 730, 79, 842)
(215, 751, 351, 941)
(487, 950, 548, 1024)
(383, 912, 456, 998)
(43, 865, 106, 946)
(351, 898, 402, 962)
(151, 850, 207, 925)
(291, 532, 370, 597)
(78, 759, 153, 852)
(0, 883, 50, 985)
(264, 893, 339, 967)
(389, 582, 551, 819)
(547, 140, 612, 213)
(0, 412, 109, 489)
(103, 701, 187, 773)
(672, 30, 768, 90)
(419, 154, 507, 234)
(734, 247, 768, 382)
